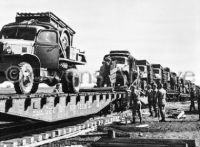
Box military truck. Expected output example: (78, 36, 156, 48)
(151, 64, 164, 86)
(163, 68, 178, 90)
(0, 12, 86, 94)
(97, 50, 138, 88)
(170, 72, 178, 91)
(163, 67, 171, 89)
(136, 60, 153, 89)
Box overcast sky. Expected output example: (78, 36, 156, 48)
(0, 0, 199, 85)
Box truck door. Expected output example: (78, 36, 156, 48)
(34, 30, 60, 69)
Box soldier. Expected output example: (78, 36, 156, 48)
(130, 85, 142, 124)
(197, 86, 200, 121)
(157, 83, 167, 122)
(53, 84, 60, 93)
(152, 83, 158, 117)
(97, 61, 105, 87)
(146, 84, 153, 116)
(103, 56, 111, 87)
(189, 87, 196, 111)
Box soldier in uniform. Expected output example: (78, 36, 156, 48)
(53, 84, 60, 93)
(146, 84, 153, 116)
(157, 83, 167, 122)
(103, 56, 111, 87)
(189, 87, 196, 111)
(196, 86, 200, 121)
(130, 85, 142, 124)
(152, 83, 158, 117)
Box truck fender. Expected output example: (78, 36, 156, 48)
(21, 54, 41, 77)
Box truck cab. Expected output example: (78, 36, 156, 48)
(97, 50, 138, 88)
(136, 60, 153, 82)
(170, 72, 178, 91)
(136, 60, 153, 89)
(151, 64, 164, 86)
(163, 67, 171, 90)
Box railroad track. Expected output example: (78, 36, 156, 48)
(0, 113, 121, 147)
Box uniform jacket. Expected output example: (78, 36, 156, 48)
(152, 89, 158, 104)
(130, 90, 141, 106)
(157, 88, 166, 105)
(147, 89, 154, 102)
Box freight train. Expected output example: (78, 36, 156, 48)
(0, 13, 129, 123)
(97, 50, 196, 100)
(0, 12, 199, 124)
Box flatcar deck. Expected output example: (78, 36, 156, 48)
(0, 90, 127, 122)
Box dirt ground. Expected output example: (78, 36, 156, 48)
(109, 101, 200, 147)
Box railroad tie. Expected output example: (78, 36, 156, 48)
(1, 140, 18, 147)
(41, 133, 50, 140)
(22, 136, 35, 145)
(33, 134, 43, 142)
(0, 143, 6, 147)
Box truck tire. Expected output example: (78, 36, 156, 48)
(96, 75, 103, 87)
(116, 73, 127, 87)
(62, 68, 80, 93)
(14, 62, 39, 94)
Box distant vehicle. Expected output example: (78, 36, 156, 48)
(97, 50, 138, 88)
(0, 12, 86, 94)
(136, 59, 153, 90)
(151, 64, 164, 86)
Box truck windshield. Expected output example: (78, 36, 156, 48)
(139, 66, 145, 71)
(37, 31, 57, 44)
(153, 69, 160, 74)
(1, 27, 36, 41)
(112, 57, 125, 64)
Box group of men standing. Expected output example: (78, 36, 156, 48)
(130, 82, 200, 124)
(130, 82, 167, 124)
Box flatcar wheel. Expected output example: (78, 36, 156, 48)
(62, 68, 80, 93)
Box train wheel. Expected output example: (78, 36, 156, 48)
(116, 73, 128, 87)
(14, 62, 38, 94)
(62, 68, 80, 93)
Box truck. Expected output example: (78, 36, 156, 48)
(136, 59, 153, 90)
(97, 50, 138, 88)
(163, 67, 178, 91)
(151, 64, 164, 86)
(163, 67, 171, 89)
(0, 12, 86, 94)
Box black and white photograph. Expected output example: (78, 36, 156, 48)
(0, 0, 199, 147)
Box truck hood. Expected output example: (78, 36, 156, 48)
(116, 64, 129, 71)
(0, 39, 34, 54)
(154, 74, 161, 79)
(0, 39, 34, 46)
(140, 72, 148, 78)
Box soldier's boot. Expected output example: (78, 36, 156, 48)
(132, 117, 136, 124)
(155, 110, 158, 117)
(139, 117, 142, 124)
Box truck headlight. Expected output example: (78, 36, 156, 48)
(4, 45, 13, 54)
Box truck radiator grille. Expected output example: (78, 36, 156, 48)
(0, 42, 4, 62)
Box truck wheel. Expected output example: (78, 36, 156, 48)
(14, 62, 38, 94)
(116, 73, 127, 86)
(62, 68, 80, 93)
(96, 75, 103, 87)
